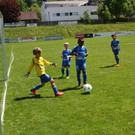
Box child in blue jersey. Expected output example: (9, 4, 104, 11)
(111, 34, 120, 67)
(24, 47, 64, 96)
(70, 38, 88, 88)
(61, 42, 72, 79)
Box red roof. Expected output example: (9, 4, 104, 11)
(18, 11, 38, 21)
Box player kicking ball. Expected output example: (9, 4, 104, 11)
(24, 47, 64, 96)
(61, 42, 72, 79)
(70, 38, 88, 88)
(111, 34, 120, 67)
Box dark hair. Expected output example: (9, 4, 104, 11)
(111, 34, 116, 37)
(33, 47, 42, 55)
(78, 38, 84, 42)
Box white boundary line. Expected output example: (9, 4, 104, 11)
(1, 46, 14, 133)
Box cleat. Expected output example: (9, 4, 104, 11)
(78, 84, 82, 88)
(61, 74, 64, 78)
(116, 64, 119, 67)
(31, 89, 37, 95)
(84, 82, 87, 84)
(66, 76, 69, 79)
(55, 91, 64, 96)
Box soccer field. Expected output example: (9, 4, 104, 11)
(0, 35, 135, 135)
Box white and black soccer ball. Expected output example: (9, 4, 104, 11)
(83, 84, 92, 93)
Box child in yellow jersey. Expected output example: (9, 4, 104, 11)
(24, 47, 64, 96)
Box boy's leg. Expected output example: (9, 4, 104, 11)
(61, 66, 65, 77)
(31, 83, 45, 95)
(66, 66, 69, 79)
(114, 50, 120, 66)
(82, 69, 87, 84)
(82, 63, 87, 84)
(77, 71, 81, 87)
(76, 65, 81, 87)
(50, 78, 64, 96)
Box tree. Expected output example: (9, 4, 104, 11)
(80, 10, 91, 24)
(98, 4, 111, 22)
(16, 0, 29, 11)
(30, 3, 41, 21)
(0, 0, 20, 23)
(25, 0, 35, 7)
(98, 0, 134, 21)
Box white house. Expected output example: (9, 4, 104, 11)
(41, 0, 98, 23)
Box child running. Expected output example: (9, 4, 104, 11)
(24, 47, 64, 96)
(70, 38, 88, 88)
(111, 34, 120, 67)
(61, 42, 72, 79)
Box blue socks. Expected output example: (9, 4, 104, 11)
(77, 72, 87, 84)
(61, 69, 64, 74)
(116, 57, 119, 64)
(66, 69, 69, 77)
(52, 85, 58, 94)
(32, 84, 43, 91)
(83, 72, 87, 84)
(77, 74, 81, 84)
(62, 69, 69, 77)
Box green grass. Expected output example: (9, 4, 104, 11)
(1, 35, 135, 135)
(4, 23, 135, 39)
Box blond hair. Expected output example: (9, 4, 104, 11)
(33, 47, 42, 55)
(64, 42, 69, 45)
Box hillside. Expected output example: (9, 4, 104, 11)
(4, 23, 135, 39)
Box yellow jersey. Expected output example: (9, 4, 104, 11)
(28, 57, 51, 77)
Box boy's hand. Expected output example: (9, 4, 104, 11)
(24, 72, 30, 78)
(51, 63, 57, 67)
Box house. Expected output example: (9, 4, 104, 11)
(18, 11, 38, 23)
(41, 0, 98, 23)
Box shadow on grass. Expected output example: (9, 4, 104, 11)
(14, 94, 55, 101)
(81, 92, 91, 95)
(53, 76, 66, 80)
(59, 86, 81, 92)
(100, 64, 116, 68)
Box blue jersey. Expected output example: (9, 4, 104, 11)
(62, 49, 71, 62)
(111, 40, 120, 50)
(71, 46, 87, 65)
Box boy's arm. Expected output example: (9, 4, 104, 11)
(44, 59, 57, 67)
(24, 59, 34, 78)
(84, 52, 88, 57)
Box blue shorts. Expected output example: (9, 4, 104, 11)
(62, 61, 71, 67)
(40, 74, 51, 83)
(76, 63, 86, 71)
(113, 49, 120, 55)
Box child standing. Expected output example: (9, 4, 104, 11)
(111, 34, 120, 67)
(70, 38, 88, 88)
(24, 47, 64, 96)
(61, 42, 72, 79)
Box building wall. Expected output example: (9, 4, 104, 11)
(41, 5, 98, 22)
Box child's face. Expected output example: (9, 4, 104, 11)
(112, 35, 117, 40)
(64, 44, 69, 49)
(35, 52, 41, 58)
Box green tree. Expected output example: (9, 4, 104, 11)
(25, 0, 35, 7)
(98, 4, 111, 22)
(80, 10, 91, 24)
(30, 3, 41, 21)
(16, 0, 29, 11)
(98, 0, 134, 21)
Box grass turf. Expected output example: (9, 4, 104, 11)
(1, 35, 135, 135)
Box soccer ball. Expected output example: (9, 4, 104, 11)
(83, 84, 92, 93)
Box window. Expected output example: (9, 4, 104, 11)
(56, 13, 60, 16)
(65, 13, 69, 16)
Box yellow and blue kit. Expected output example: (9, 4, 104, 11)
(27, 56, 59, 94)
(28, 56, 51, 77)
